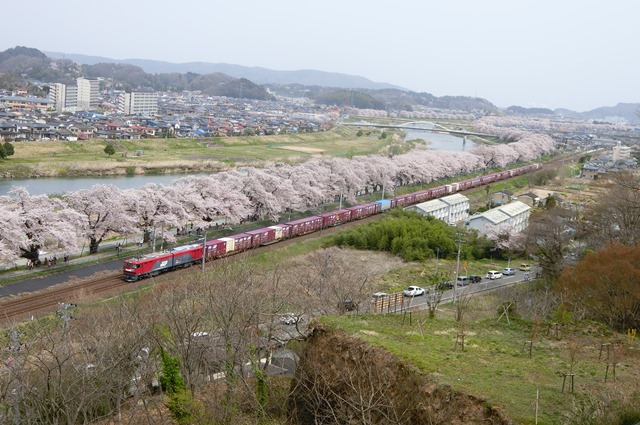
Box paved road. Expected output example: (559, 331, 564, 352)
(402, 272, 534, 310)
(0, 257, 126, 298)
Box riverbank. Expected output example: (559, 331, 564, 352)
(0, 126, 394, 178)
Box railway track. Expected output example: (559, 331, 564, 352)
(0, 215, 375, 325)
(0, 162, 561, 325)
(0, 272, 128, 323)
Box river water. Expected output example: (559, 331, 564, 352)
(0, 174, 209, 196)
(0, 124, 475, 196)
(401, 122, 477, 152)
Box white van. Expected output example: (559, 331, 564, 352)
(486, 270, 503, 280)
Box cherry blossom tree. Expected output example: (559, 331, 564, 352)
(271, 162, 327, 212)
(171, 174, 253, 226)
(63, 184, 138, 254)
(126, 183, 188, 244)
(229, 167, 293, 221)
(0, 187, 81, 262)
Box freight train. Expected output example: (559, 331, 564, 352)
(123, 163, 541, 282)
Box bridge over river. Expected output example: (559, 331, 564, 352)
(341, 121, 495, 139)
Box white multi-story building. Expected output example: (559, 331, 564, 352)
(612, 141, 631, 161)
(48, 78, 97, 112)
(466, 201, 531, 235)
(118, 91, 159, 115)
(48, 83, 67, 112)
(49, 83, 77, 112)
(76, 77, 99, 111)
(405, 193, 470, 225)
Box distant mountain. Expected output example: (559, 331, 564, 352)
(555, 103, 640, 124)
(45, 51, 404, 91)
(503, 103, 640, 124)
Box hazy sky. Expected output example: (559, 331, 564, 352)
(2, 0, 638, 111)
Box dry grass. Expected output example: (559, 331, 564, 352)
(1, 126, 396, 178)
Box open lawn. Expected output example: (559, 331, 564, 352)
(0, 126, 395, 178)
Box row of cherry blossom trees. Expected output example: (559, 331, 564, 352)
(0, 137, 554, 264)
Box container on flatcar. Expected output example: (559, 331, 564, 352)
(220, 233, 252, 253)
(269, 224, 290, 240)
(376, 199, 392, 210)
(346, 202, 380, 219)
(321, 209, 353, 227)
(391, 193, 416, 207)
(445, 183, 459, 193)
(284, 216, 324, 237)
(246, 227, 277, 247)
(431, 186, 447, 198)
(413, 190, 431, 203)
(205, 239, 228, 259)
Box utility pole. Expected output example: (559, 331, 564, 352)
(202, 232, 206, 272)
(10, 329, 21, 425)
(454, 232, 463, 304)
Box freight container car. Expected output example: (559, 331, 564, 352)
(346, 202, 380, 220)
(391, 193, 416, 207)
(284, 216, 324, 237)
(376, 199, 392, 210)
(269, 224, 289, 240)
(205, 239, 228, 260)
(246, 227, 277, 247)
(321, 209, 353, 227)
(220, 233, 252, 253)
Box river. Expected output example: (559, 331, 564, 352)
(401, 122, 477, 152)
(0, 173, 210, 196)
(0, 124, 476, 196)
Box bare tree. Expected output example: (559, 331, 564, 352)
(524, 207, 575, 283)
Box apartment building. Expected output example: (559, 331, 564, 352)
(48, 78, 98, 112)
(76, 77, 100, 111)
(118, 91, 159, 115)
(466, 201, 531, 235)
(404, 193, 470, 225)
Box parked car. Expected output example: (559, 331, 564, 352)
(469, 275, 483, 283)
(486, 270, 503, 280)
(403, 286, 425, 297)
(502, 267, 517, 276)
(456, 276, 470, 286)
(372, 292, 388, 298)
(436, 281, 454, 290)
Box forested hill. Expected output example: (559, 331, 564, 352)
(0, 46, 273, 100)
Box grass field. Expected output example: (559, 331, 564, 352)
(0, 126, 396, 178)
(326, 310, 640, 424)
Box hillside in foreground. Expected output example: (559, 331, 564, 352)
(292, 306, 640, 424)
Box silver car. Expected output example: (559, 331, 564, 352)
(502, 267, 517, 276)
